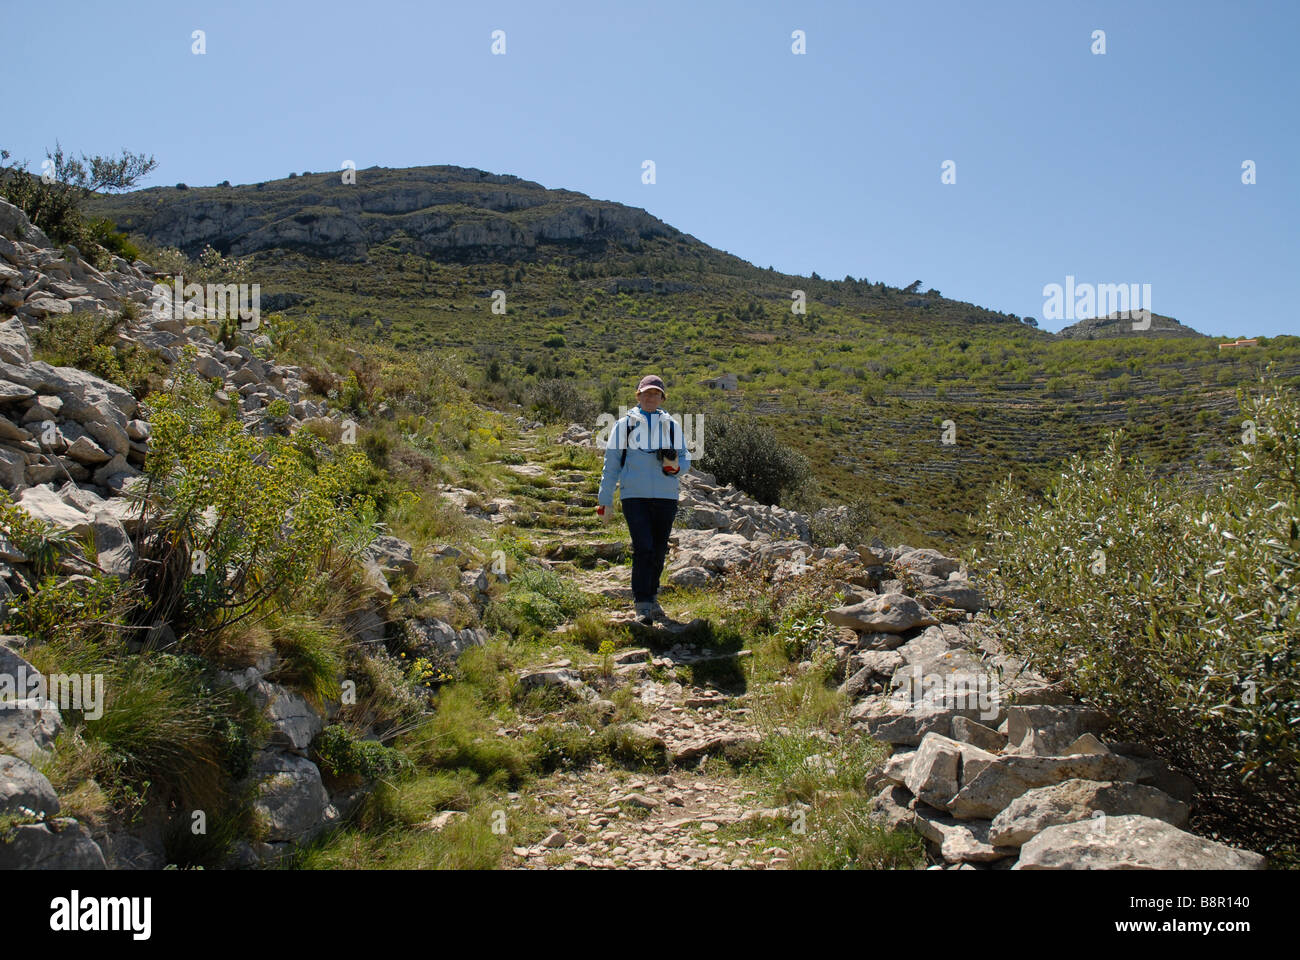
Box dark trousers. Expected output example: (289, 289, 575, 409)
(621, 497, 678, 603)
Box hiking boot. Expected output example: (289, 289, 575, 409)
(646, 599, 667, 622)
(633, 601, 656, 625)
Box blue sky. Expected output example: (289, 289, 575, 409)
(9, 0, 1297, 336)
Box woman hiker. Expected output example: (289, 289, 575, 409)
(596, 375, 691, 624)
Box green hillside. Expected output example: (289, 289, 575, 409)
(90, 167, 1300, 547)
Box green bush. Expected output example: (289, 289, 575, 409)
(526, 378, 596, 424)
(84, 217, 140, 262)
(976, 376, 1300, 861)
(698, 414, 812, 506)
(5, 572, 125, 647)
(486, 589, 563, 633)
(484, 565, 589, 636)
(32, 311, 163, 398)
(0, 143, 155, 268)
(314, 724, 411, 782)
(135, 363, 377, 640)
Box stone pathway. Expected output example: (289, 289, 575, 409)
(516, 767, 790, 869)
(495, 430, 794, 869)
(513, 662, 791, 869)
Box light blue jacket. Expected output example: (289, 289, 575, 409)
(597, 406, 692, 506)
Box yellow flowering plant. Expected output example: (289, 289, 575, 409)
(135, 367, 377, 639)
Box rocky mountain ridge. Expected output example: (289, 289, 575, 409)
(87, 165, 683, 263)
(1056, 311, 1207, 340)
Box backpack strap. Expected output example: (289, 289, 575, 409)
(619, 413, 634, 469)
(618, 411, 675, 469)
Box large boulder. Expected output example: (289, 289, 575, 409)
(1015, 815, 1266, 870)
(408, 618, 488, 659)
(0, 819, 107, 869)
(0, 199, 35, 241)
(0, 698, 63, 761)
(904, 732, 998, 810)
(92, 493, 148, 534)
(870, 783, 915, 833)
(88, 509, 136, 576)
(17, 485, 93, 536)
(853, 703, 1001, 746)
(667, 565, 712, 588)
(912, 804, 1016, 863)
(669, 530, 755, 574)
(951, 716, 1007, 753)
(879, 749, 915, 786)
(0, 362, 136, 455)
(0, 446, 25, 490)
(826, 593, 937, 634)
(0, 317, 32, 365)
(895, 548, 961, 578)
(65, 434, 112, 465)
(839, 650, 904, 698)
(948, 753, 1143, 820)
(894, 628, 953, 666)
(261, 683, 324, 753)
(1004, 704, 1110, 757)
(875, 627, 1002, 723)
(0, 753, 60, 817)
(0, 635, 38, 686)
(989, 779, 1190, 847)
(249, 750, 336, 843)
(221, 670, 323, 753)
(0, 380, 36, 404)
(364, 535, 418, 578)
(0, 413, 31, 443)
(922, 578, 985, 612)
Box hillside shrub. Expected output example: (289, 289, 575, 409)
(0, 144, 156, 267)
(976, 376, 1300, 861)
(314, 724, 411, 782)
(698, 414, 812, 506)
(135, 364, 378, 641)
(526, 378, 596, 424)
(32, 310, 164, 398)
(484, 565, 589, 637)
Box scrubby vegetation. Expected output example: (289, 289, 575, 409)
(32, 309, 167, 399)
(1, 143, 154, 267)
(697, 413, 813, 506)
(977, 375, 1300, 863)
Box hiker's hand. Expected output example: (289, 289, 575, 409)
(662, 462, 679, 475)
(596, 504, 612, 522)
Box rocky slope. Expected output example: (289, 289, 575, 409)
(0, 197, 501, 867)
(87, 166, 683, 263)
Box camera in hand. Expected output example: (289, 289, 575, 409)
(656, 447, 679, 474)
